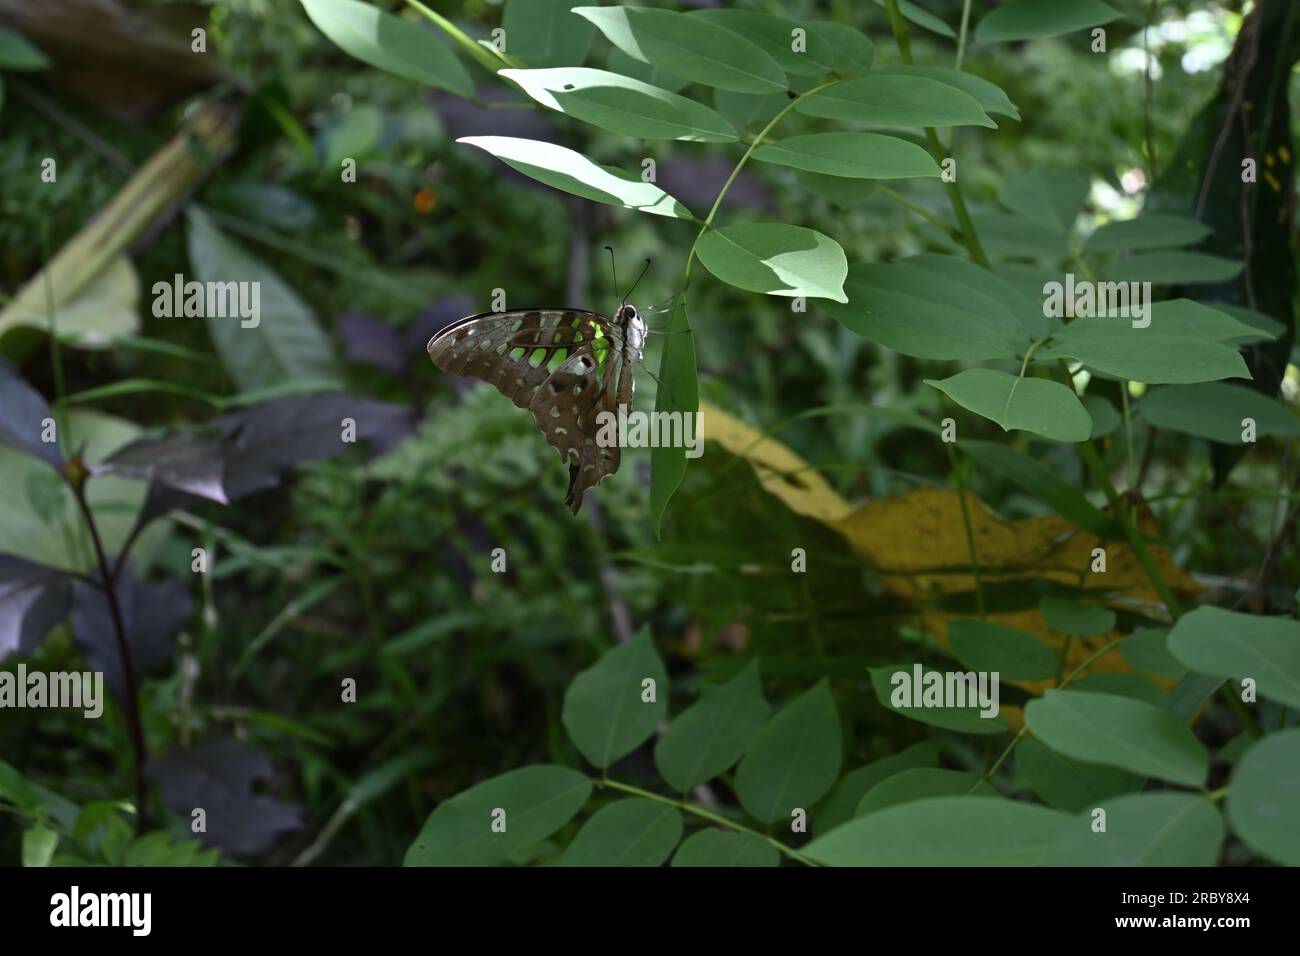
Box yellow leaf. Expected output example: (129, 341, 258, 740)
(700, 401, 852, 525)
(703, 407, 1198, 692)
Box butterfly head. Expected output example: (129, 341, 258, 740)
(617, 303, 646, 361)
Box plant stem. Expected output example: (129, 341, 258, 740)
(595, 778, 818, 866)
(955, 0, 974, 70)
(1077, 438, 1183, 620)
(682, 77, 845, 289)
(875, 184, 961, 237)
(71, 481, 147, 829)
(884, 0, 990, 266)
(945, 444, 985, 617)
(404, 0, 523, 72)
(971, 638, 1126, 791)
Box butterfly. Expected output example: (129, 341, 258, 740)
(427, 255, 655, 514)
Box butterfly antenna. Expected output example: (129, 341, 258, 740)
(604, 245, 619, 300)
(623, 257, 652, 306)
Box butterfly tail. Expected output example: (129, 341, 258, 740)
(565, 463, 584, 514)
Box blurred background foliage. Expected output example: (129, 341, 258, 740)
(0, 0, 1295, 865)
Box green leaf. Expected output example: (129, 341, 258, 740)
(868, 664, 1008, 734)
(403, 765, 591, 866)
(753, 132, 939, 180)
(1105, 251, 1243, 285)
(22, 824, 58, 867)
(1227, 729, 1300, 866)
(997, 170, 1090, 234)
(1071, 673, 1168, 707)
(0, 411, 149, 572)
(1217, 303, 1286, 342)
(573, 6, 786, 94)
(1085, 215, 1213, 253)
(0, 26, 49, 71)
(696, 223, 848, 303)
(502, 0, 596, 68)
(871, 0, 956, 39)
(1119, 628, 1187, 680)
(871, 65, 1018, 119)
(975, 0, 1122, 43)
(1146, 300, 1263, 341)
(823, 260, 1025, 361)
(1025, 690, 1208, 787)
(654, 661, 771, 793)
(1141, 382, 1300, 445)
(1039, 319, 1251, 385)
(501, 68, 738, 142)
(320, 105, 383, 168)
(0, 256, 141, 347)
(734, 679, 842, 824)
(856, 769, 993, 816)
(968, 210, 1069, 260)
(926, 369, 1093, 443)
(806, 22, 876, 75)
(962, 440, 1119, 538)
(711, 88, 790, 132)
(185, 208, 341, 393)
(671, 828, 779, 867)
(807, 797, 1071, 866)
(796, 171, 878, 204)
(557, 798, 682, 867)
(1083, 394, 1121, 438)
(796, 75, 995, 128)
(688, 9, 835, 76)
(815, 740, 940, 835)
(1016, 737, 1134, 813)
(1040, 596, 1116, 636)
(1167, 606, 1300, 709)
(650, 294, 698, 535)
(947, 619, 1058, 680)
(457, 136, 693, 219)
(562, 628, 668, 768)
(605, 45, 687, 92)
(1047, 793, 1223, 866)
(300, 0, 472, 97)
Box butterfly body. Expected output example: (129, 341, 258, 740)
(427, 304, 641, 513)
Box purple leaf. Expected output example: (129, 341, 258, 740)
(656, 156, 775, 214)
(0, 555, 73, 661)
(216, 394, 417, 499)
(338, 313, 407, 375)
(145, 738, 303, 857)
(71, 567, 192, 703)
(94, 432, 228, 504)
(0, 359, 62, 471)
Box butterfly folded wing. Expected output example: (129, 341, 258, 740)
(427, 309, 632, 513)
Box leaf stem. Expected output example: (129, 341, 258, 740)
(874, 184, 961, 237)
(594, 777, 818, 866)
(944, 444, 985, 617)
(971, 638, 1126, 791)
(1077, 437, 1184, 620)
(70, 478, 147, 830)
(682, 77, 846, 287)
(403, 0, 523, 72)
